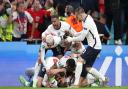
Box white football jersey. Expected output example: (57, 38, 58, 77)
(83, 15, 102, 49)
(42, 21, 77, 38)
(40, 36, 61, 65)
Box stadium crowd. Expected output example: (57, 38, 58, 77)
(0, 0, 128, 45)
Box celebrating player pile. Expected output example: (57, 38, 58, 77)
(19, 7, 108, 88)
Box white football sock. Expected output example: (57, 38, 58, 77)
(32, 62, 41, 87)
(89, 67, 105, 81)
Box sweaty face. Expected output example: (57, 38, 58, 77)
(51, 18, 61, 30)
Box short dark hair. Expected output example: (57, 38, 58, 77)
(65, 5, 74, 16)
(75, 6, 85, 14)
(65, 59, 76, 77)
(51, 14, 59, 19)
(66, 59, 76, 71)
(16, 2, 24, 8)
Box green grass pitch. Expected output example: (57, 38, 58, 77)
(0, 86, 128, 89)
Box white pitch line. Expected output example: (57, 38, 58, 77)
(99, 56, 112, 76)
(115, 58, 122, 86)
